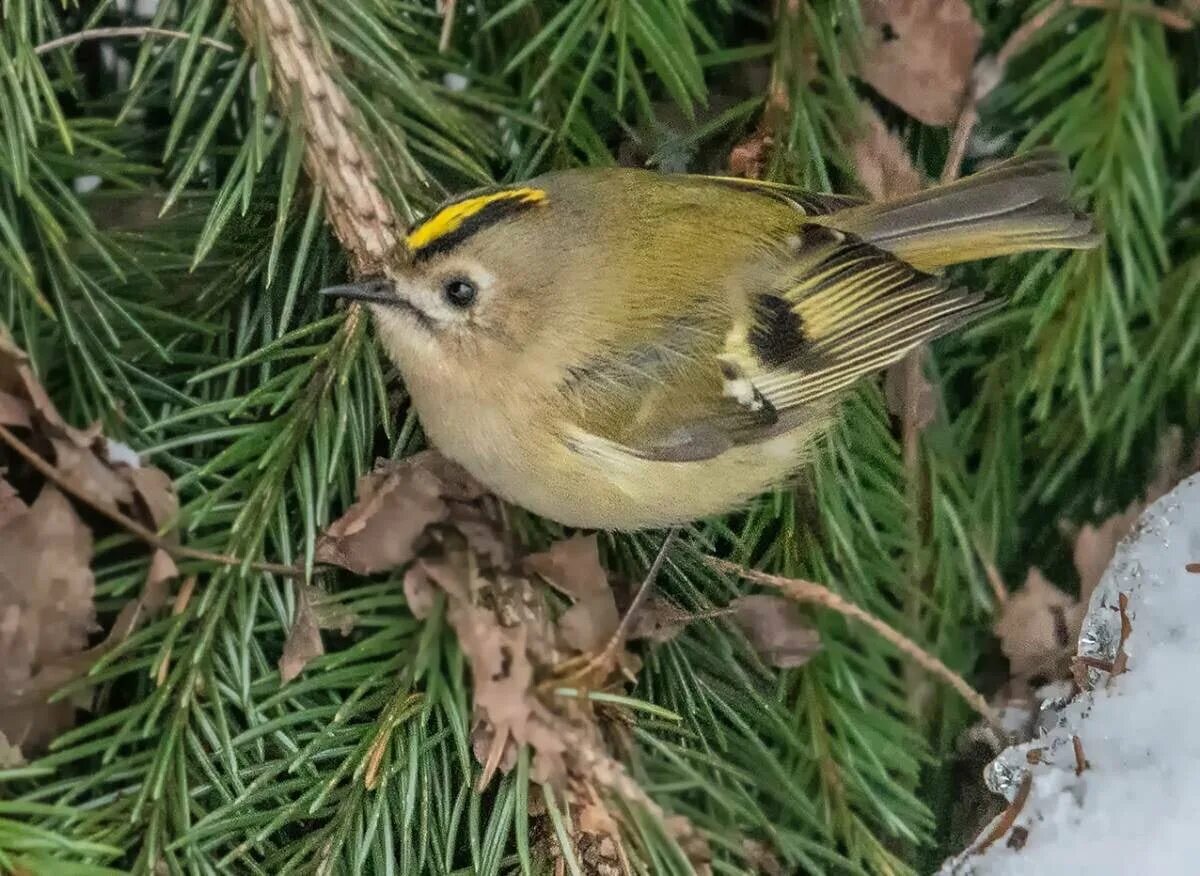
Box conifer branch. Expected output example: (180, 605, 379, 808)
(232, 0, 403, 268)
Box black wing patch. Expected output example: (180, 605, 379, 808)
(744, 233, 992, 410)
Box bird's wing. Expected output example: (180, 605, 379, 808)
(723, 226, 991, 415)
(558, 211, 992, 464)
(691, 174, 867, 216)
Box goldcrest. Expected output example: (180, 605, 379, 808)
(324, 149, 1097, 530)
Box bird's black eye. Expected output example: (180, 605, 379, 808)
(442, 278, 477, 308)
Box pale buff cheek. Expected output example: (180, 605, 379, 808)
(371, 308, 439, 376)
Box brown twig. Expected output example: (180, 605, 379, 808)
(34, 26, 235, 56)
(0, 423, 302, 579)
(1072, 734, 1090, 775)
(709, 558, 1000, 726)
(1073, 0, 1194, 29)
(438, 0, 458, 54)
(1109, 591, 1132, 677)
(973, 773, 1033, 854)
(1185, 562, 1200, 573)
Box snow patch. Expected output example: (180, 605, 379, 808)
(942, 474, 1200, 875)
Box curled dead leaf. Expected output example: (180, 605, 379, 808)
(626, 596, 696, 645)
(525, 536, 619, 654)
(279, 587, 325, 684)
(314, 451, 488, 575)
(104, 549, 178, 648)
(123, 465, 179, 538)
(731, 594, 821, 669)
(994, 569, 1081, 683)
(857, 0, 982, 126)
(0, 484, 96, 755)
(51, 438, 134, 513)
(851, 102, 924, 201)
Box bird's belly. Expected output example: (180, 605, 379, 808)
(419, 397, 814, 530)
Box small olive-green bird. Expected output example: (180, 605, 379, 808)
(324, 148, 1097, 530)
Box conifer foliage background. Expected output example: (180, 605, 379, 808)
(1, 0, 1198, 873)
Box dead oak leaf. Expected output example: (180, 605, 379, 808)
(525, 536, 618, 653)
(524, 535, 609, 602)
(858, 0, 982, 126)
(0, 389, 31, 429)
(315, 454, 452, 575)
(0, 477, 25, 528)
(104, 550, 178, 648)
(51, 438, 134, 514)
(0, 484, 96, 755)
(994, 569, 1081, 683)
(731, 594, 821, 669)
(0, 331, 100, 449)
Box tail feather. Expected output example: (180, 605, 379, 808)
(829, 148, 1099, 272)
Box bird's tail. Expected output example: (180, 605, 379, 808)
(829, 148, 1099, 272)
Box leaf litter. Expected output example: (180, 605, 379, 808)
(0, 331, 180, 760)
(314, 450, 821, 873)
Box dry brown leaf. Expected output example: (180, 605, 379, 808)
(664, 815, 714, 876)
(858, 0, 982, 126)
(884, 355, 936, 432)
(403, 564, 440, 620)
(0, 389, 31, 428)
(731, 594, 821, 669)
(727, 128, 773, 180)
(994, 569, 1081, 683)
(0, 331, 99, 449)
(574, 792, 625, 875)
(741, 839, 784, 876)
(0, 484, 96, 756)
(851, 102, 924, 201)
(51, 438, 135, 514)
(123, 465, 179, 538)
(0, 730, 25, 768)
(524, 535, 609, 602)
(626, 596, 695, 644)
(104, 550, 178, 648)
(277, 583, 358, 684)
(279, 587, 325, 683)
(525, 535, 619, 653)
(315, 454, 451, 574)
(0, 477, 25, 528)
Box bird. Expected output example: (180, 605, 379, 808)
(322, 148, 1097, 532)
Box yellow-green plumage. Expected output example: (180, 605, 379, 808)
(336, 149, 1097, 530)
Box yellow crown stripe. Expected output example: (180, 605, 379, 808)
(406, 188, 547, 251)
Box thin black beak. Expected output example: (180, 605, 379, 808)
(319, 278, 397, 306)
